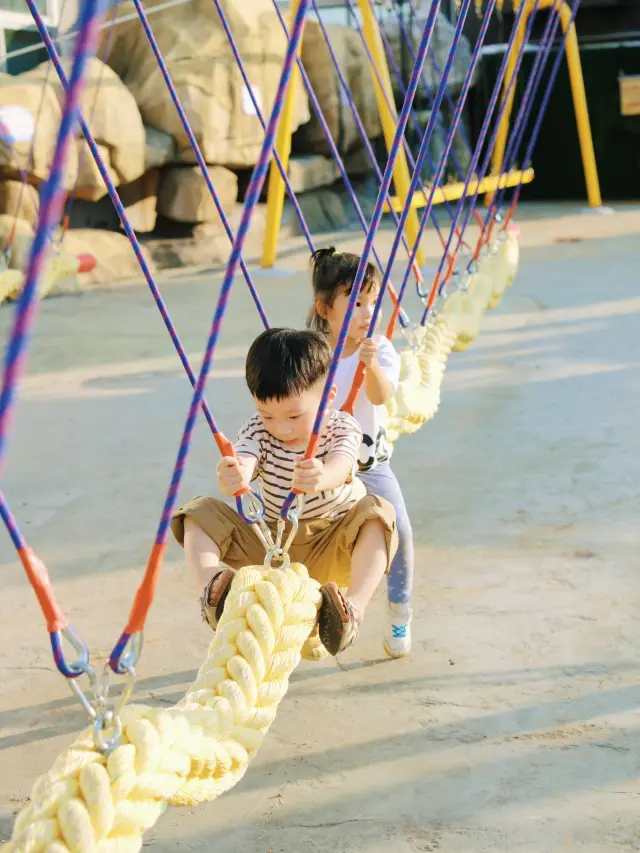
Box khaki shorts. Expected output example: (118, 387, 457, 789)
(171, 495, 398, 588)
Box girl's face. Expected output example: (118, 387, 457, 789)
(318, 282, 380, 344)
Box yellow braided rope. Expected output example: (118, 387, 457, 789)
(386, 228, 520, 442)
(2, 562, 322, 853)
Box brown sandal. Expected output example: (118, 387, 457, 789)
(200, 568, 235, 632)
(318, 582, 360, 656)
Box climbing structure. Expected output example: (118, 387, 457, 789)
(0, 1, 598, 850)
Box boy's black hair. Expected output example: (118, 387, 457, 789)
(246, 328, 332, 401)
(307, 246, 381, 333)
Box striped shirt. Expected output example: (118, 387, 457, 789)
(234, 411, 366, 521)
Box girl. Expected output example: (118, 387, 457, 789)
(307, 247, 413, 657)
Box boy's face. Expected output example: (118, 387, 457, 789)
(254, 380, 334, 451)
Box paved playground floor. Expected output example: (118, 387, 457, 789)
(1, 206, 640, 852)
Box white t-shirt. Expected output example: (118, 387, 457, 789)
(332, 336, 401, 472)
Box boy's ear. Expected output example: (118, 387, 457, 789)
(328, 384, 337, 405)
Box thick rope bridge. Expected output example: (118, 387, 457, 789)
(2, 564, 321, 853)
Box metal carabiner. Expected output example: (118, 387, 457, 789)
(237, 489, 275, 553)
(109, 629, 142, 675)
(400, 321, 420, 352)
(265, 495, 305, 569)
(91, 662, 136, 754)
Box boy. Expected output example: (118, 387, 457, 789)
(171, 328, 398, 655)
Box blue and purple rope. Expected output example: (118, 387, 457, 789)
(209, 0, 315, 256)
(109, 0, 312, 674)
(506, 0, 581, 223)
(447, 0, 542, 262)
(274, 0, 410, 327)
(487, 0, 564, 226)
(26, 0, 223, 441)
(413, 0, 537, 321)
(0, 0, 104, 679)
(308, 0, 421, 293)
(370, 0, 483, 336)
(57, 1, 119, 243)
(281, 0, 442, 518)
(132, 0, 269, 329)
(0, 0, 104, 477)
(153, 0, 310, 543)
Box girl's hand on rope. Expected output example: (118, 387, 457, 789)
(358, 337, 380, 370)
(359, 337, 395, 406)
(292, 457, 325, 494)
(217, 456, 253, 496)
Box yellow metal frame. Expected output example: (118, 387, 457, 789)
(488, 0, 602, 208)
(383, 167, 534, 213)
(261, 0, 304, 269)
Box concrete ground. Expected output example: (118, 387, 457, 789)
(1, 205, 640, 852)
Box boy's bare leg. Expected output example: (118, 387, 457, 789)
(183, 517, 222, 595)
(345, 518, 388, 619)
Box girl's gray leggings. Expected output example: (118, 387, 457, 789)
(358, 461, 413, 606)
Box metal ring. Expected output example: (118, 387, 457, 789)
(109, 630, 142, 675)
(93, 711, 123, 754)
(50, 626, 91, 679)
(235, 489, 264, 525)
(263, 550, 291, 570)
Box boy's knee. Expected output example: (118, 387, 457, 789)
(183, 516, 206, 543)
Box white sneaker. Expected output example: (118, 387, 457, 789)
(383, 603, 412, 658)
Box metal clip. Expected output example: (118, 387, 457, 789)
(264, 495, 305, 569)
(91, 662, 136, 754)
(237, 489, 275, 554)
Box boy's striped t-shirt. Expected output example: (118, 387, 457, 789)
(234, 410, 366, 521)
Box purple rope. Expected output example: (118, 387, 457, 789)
(451, 1, 543, 250)
(414, 0, 537, 323)
(274, 0, 410, 328)
(509, 0, 581, 213)
(280, 0, 442, 518)
(152, 0, 311, 548)
(308, 0, 419, 283)
(306, 2, 415, 323)
(400, 0, 476, 177)
(209, 0, 315, 255)
(27, 3, 221, 439)
(58, 2, 119, 244)
(344, 0, 428, 190)
(0, 489, 23, 551)
(376, 11, 455, 244)
(131, 0, 269, 330)
(487, 0, 565, 221)
(0, 0, 103, 477)
(374, 0, 484, 333)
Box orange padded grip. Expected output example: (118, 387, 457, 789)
(18, 547, 67, 634)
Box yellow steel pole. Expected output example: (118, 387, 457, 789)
(487, 0, 602, 208)
(261, 0, 303, 268)
(357, 0, 424, 265)
(485, 5, 528, 206)
(557, 0, 602, 207)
